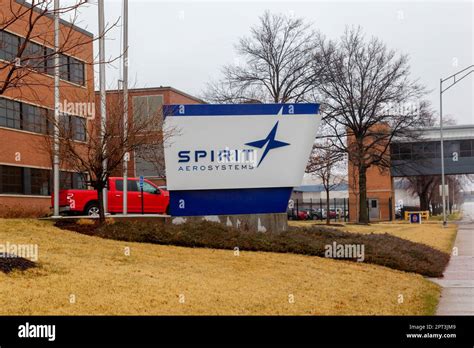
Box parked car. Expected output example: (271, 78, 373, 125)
(297, 210, 309, 220)
(287, 209, 309, 220)
(327, 210, 338, 219)
(52, 177, 170, 216)
(303, 209, 323, 220)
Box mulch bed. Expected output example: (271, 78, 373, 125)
(0, 253, 36, 273)
(54, 219, 450, 277)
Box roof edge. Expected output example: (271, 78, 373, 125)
(15, 0, 94, 38)
(97, 86, 206, 104)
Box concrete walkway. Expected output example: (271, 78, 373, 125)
(430, 201, 474, 315)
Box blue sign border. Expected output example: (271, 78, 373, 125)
(164, 103, 319, 117)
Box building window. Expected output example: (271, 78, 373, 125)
(21, 40, 46, 73)
(445, 141, 460, 158)
(0, 31, 19, 62)
(0, 165, 85, 196)
(423, 142, 437, 158)
(45, 47, 55, 75)
(0, 97, 87, 140)
(59, 113, 72, 138)
(60, 171, 87, 190)
(73, 173, 87, 189)
(0, 98, 21, 129)
(0, 30, 85, 86)
(30, 168, 50, 195)
(399, 143, 412, 160)
(132, 95, 163, 130)
(72, 116, 86, 141)
(59, 171, 72, 190)
(69, 57, 84, 85)
(59, 54, 69, 80)
(135, 144, 165, 178)
(460, 140, 473, 158)
(0, 165, 23, 194)
(60, 114, 87, 141)
(23, 104, 49, 134)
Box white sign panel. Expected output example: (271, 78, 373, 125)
(164, 105, 321, 191)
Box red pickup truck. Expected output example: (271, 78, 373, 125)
(54, 177, 169, 216)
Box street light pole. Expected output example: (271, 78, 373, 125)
(439, 64, 474, 226)
(439, 78, 446, 226)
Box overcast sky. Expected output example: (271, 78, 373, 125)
(72, 0, 473, 125)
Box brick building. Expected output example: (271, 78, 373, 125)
(0, 0, 94, 214)
(347, 124, 395, 222)
(96, 87, 203, 186)
(348, 161, 395, 222)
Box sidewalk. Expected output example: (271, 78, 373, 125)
(430, 202, 474, 315)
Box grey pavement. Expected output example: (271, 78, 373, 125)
(430, 201, 474, 315)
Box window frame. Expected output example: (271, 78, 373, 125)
(0, 30, 86, 86)
(0, 31, 19, 62)
(0, 165, 23, 194)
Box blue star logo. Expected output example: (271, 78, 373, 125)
(245, 121, 290, 167)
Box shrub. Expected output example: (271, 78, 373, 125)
(55, 220, 450, 277)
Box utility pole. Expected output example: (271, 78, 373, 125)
(52, 0, 60, 218)
(122, 0, 129, 215)
(98, 0, 108, 214)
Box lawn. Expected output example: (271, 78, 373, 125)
(289, 220, 457, 254)
(0, 219, 440, 315)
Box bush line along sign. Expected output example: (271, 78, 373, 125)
(163, 103, 321, 216)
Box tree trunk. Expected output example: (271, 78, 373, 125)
(358, 165, 369, 224)
(419, 192, 430, 211)
(96, 186, 106, 224)
(326, 188, 330, 225)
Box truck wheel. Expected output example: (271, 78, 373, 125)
(84, 202, 100, 217)
(165, 205, 170, 215)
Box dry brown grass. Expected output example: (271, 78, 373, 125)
(0, 219, 439, 315)
(0, 204, 49, 218)
(290, 220, 457, 254)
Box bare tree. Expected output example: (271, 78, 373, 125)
(41, 97, 172, 223)
(0, 0, 119, 96)
(406, 174, 467, 214)
(204, 11, 317, 103)
(406, 176, 438, 211)
(313, 27, 428, 223)
(306, 140, 345, 224)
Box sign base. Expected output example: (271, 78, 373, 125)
(170, 213, 288, 233)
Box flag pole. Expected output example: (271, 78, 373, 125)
(52, 0, 60, 217)
(122, 0, 129, 215)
